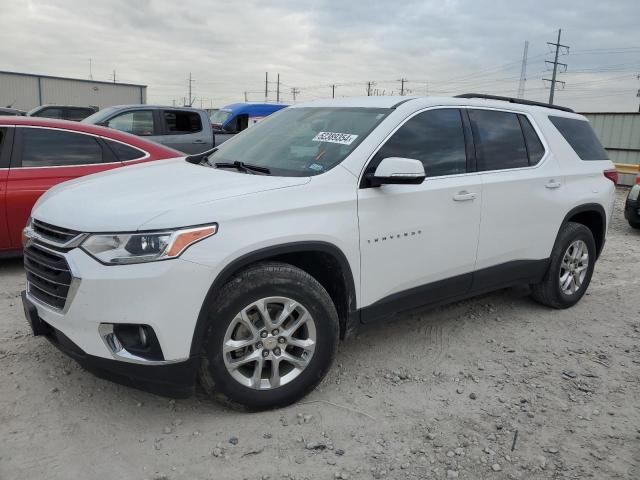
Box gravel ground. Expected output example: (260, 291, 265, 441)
(1, 188, 638, 480)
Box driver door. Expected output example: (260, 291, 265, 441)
(357, 108, 483, 322)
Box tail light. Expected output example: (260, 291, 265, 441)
(636, 175, 640, 185)
(603, 169, 618, 185)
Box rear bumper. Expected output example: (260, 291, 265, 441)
(23, 291, 198, 398)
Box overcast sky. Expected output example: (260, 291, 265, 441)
(3, 0, 639, 111)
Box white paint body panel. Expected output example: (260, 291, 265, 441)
(28, 96, 616, 361)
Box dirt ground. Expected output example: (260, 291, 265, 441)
(1, 188, 638, 480)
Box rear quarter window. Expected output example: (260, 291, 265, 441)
(548, 116, 609, 160)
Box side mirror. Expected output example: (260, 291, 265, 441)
(366, 157, 426, 187)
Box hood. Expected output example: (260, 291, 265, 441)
(32, 158, 310, 231)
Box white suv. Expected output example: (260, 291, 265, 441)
(22, 94, 616, 409)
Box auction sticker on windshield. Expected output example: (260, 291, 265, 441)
(312, 131, 358, 145)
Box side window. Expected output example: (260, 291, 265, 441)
(548, 116, 609, 160)
(35, 107, 63, 119)
(518, 115, 545, 165)
(107, 111, 155, 136)
(371, 108, 467, 177)
(19, 128, 103, 167)
(104, 139, 147, 161)
(64, 108, 93, 121)
(0, 129, 4, 167)
(468, 109, 528, 171)
(163, 110, 202, 134)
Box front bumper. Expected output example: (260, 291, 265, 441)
(25, 244, 216, 361)
(22, 291, 198, 397)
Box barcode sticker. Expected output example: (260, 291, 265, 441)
(312, 131, 358, 145)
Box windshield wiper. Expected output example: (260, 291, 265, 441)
(214, 161, 271, 175)
(186, 147, 217, 165)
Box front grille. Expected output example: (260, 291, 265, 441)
(24, 243, 72, 310)
(32, 219, 81, 245)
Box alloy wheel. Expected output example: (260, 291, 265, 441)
(222, 297, 316, 390)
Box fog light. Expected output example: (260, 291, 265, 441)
(100, 323, 164, 362)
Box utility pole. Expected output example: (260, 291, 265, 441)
(88, 58, 93, 80)
(517, 41, 528, 99)
(398, 78, 407, 96)
(291, 87, 300, 102)
(265, 72, 268, 102)
(366, 81, 376, 96)
(110, 69, 116, 83)
(543, 29, 569, 105)
(244, 91, 248, 102)
(276, 73, 280, 103)
(636, 74, 640, 112)
(332, 84, 335, 99)
(187, 72, 194, 106)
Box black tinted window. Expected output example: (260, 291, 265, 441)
(372, 109, 467, 177)
(164, 110, 202, 134)
(105, 139, 146, 161)
(519, 115, 545, 165)
(20, 128, 103, 167)
(549, 116, 609, 160)
(64, 108, 94, 121)
(469, 110, 528, 171)
(35, 108, 63, 119)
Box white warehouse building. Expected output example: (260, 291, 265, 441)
(0, 70, 146, 112)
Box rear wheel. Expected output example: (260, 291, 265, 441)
(531, 222, 596, 309)
(198, 262, 339, 410)
(630, 221, 640, 230)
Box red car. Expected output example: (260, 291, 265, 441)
(0, 117, 181, 255)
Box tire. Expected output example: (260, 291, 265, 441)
(630, 221, 640, 230)
(531, 222, 596, 309)
(198, 262, 339, 410)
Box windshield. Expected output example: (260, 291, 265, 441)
(82, 107, 118, 124)
(207, 107, 388, 176)
(210, 110, 232, 125)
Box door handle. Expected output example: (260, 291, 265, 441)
(545, 180, 562, 189)
(193, 139, 205, 144)
(453, 191, 477, 202)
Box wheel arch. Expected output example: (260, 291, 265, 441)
(560, 203, 607, 258)
(189, 241, 358, 357)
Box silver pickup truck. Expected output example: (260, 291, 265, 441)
(83, 105, 214, 154)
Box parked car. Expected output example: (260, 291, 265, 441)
(0, 117, 181, 255)
(27, 105, 98, 121)
(22, 94, 616, 409)
(83, 105, 214, 154)
(0, 107, 26, 116)
(211, 103, 288, 145)
(624, 175, 640, 229)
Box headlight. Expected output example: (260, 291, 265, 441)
(81, 224, 217, 265)
(628, 185, 640, 202)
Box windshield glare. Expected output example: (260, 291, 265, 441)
(208, 107, 388, 176)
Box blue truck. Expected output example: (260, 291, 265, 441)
(210, 102, 288, 145)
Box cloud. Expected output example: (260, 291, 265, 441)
(1, 0, 639, 111)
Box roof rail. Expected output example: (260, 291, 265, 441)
(455, 93, 574, 113)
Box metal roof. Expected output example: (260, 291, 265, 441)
(0, 70, 147, 88)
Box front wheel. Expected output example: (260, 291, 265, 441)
(531, 222, 596, 309)
(198, 262, 339, 410)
